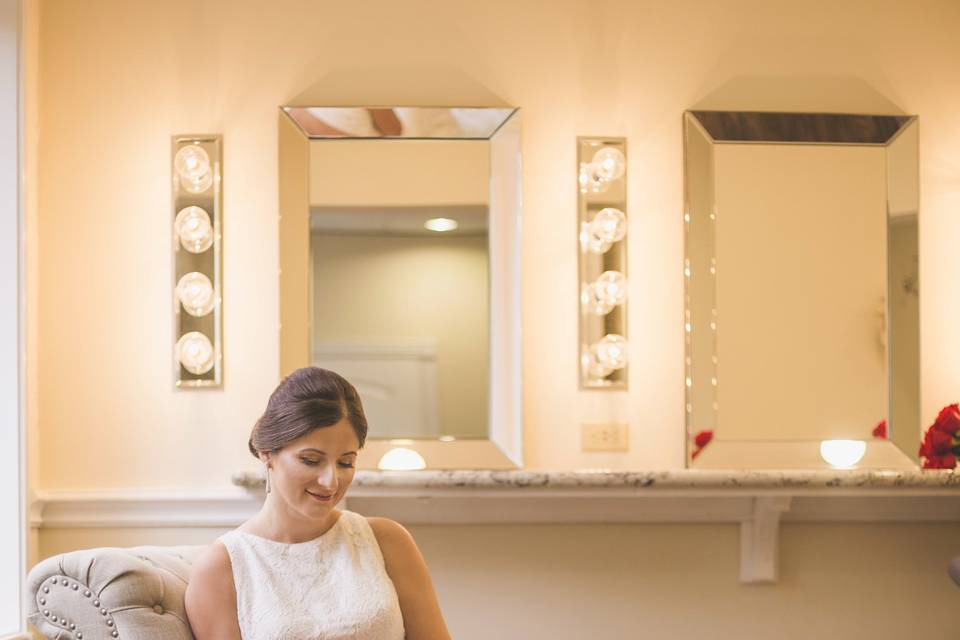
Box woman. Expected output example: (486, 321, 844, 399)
(185, 367, 451, 639)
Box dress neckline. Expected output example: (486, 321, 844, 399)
(234, 511, 346, 548)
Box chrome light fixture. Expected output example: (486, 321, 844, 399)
(172, 135, 222, 387)
(578, 138, 628, 388)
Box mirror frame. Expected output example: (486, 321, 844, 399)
(682, 110, 920, 470)
(278, 106, 523, 470)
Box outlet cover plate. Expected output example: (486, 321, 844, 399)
(581, 423, 629, 452)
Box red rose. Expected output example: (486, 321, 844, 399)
(694, 430, 713, 448)
(920, 428, 953, 456)
(872, 420, 887, 439)
(922, 453, 957, 470)
(932, 404, 960, 436)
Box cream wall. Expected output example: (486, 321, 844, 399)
(33, 0, 960, 487)
(28, 0, 960, 637)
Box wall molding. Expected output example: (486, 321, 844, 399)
(31, 485, 960, 583)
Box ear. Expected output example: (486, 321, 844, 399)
(258, 451, 272, 466)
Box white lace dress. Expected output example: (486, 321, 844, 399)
(217, 509, 405, 640)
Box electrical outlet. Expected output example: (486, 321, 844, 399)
(581, 423, 629, 452)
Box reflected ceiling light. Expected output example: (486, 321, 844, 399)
(176, 331, 215, 375)
(581, 270, 627, 315)
(377, 447, 426, 471)
(819, 440, 866, 468)
(174, 206, 214, 254)
(176, 272, 216, 317)
(424, 217, 458, 232)
(592, 147, 626, 182)
(174, 144, 212, 194)
(438, 435, 456, 442)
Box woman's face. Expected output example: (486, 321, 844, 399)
(263, 417, 360, 517)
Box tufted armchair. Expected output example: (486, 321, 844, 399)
(26, 545, 208, 639)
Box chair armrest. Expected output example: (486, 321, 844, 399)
(26, 544, 208, 640)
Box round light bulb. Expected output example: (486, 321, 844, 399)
(592, 208, 627, 244)
(424, 217, 458, 232)
(176, 272, 216, 317)
(582, 348, 612, 379)
(174, 145, 212, 194)
(583, 271, 627, 314)
(592, 147, 626, 182)
(819, 440, 866, 468)
(584, 334, 629, 379)
(174, 206, 214, 253)
(378, 447, 427, 471)
(578, 161, 611, 195)
(176, 331, 215, 375)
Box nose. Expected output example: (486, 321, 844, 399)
(315, 463, 338, 493)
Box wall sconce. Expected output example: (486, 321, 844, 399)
(578, 138, 627, 388)
(172, 135, 222, 387)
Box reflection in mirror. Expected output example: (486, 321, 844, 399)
(309, 140, 489, 439)
(278, 107, 522, 469)
(683, 111, 919, 469)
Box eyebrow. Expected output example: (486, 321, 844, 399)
(299, 448, 358, 456)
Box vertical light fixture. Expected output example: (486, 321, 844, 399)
(172, 135, 222, 387)
(578, 138, 628, 388)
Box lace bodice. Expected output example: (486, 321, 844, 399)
(217, 510, 405, 640)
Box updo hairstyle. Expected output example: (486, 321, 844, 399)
(248, 367, 368, 457)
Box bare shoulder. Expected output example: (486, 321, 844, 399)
(184, 541, 241, 639)
(366, 517, 417, 554)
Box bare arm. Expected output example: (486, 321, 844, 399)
(184, 542, 243, 640)
(368, 517, 452, 640)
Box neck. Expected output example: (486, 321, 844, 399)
(247, 493, 340, 543)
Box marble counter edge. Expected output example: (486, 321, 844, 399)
(232, 468, 960, 491)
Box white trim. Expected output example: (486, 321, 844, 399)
(29, 486, 960, 584)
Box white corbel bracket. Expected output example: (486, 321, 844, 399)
(739, 496, 793, 584)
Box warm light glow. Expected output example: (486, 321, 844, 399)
(819, 440, 867, 468)
(592, 147, 626, 182)
(582, 270, 627, 315)
(176, 272, 216, 317)
(377, 447, 426, 471)
(174, 206, 214, 253)
(174, 144, 212, 194)
(584, 334, 629, 378)
(176, 331, 215, 375)
(424, 217, 458, 232)
(578, 161, 611, 195)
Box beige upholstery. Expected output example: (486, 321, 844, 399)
(27, 545, 208, 639)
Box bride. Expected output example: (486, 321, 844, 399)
(185, 367, 452, 639)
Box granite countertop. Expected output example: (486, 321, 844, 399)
(232, 468, 960, 491)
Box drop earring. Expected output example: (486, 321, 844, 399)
(264, 465, 271, 494)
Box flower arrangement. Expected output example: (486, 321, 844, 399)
(918, 404, 960, 469)
(691, 430, 713, 460)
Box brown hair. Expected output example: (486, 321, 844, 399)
(248, 367, 368, 457)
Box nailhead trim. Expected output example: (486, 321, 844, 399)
(37, 575, 120, 639)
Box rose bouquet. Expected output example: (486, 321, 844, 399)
(918, 404, 960, 469)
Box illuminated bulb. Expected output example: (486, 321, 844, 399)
(578, 161, 611, 194)
(438, 435, 456, 442)
(174, 206, 214, 253)
(592, 147, 626, 182)
(174, 144, 212, 194)
(378, 447, 426, 471)
(582, 270, 627, 315)
(176, 272, 216, 317)
(584, 334, 628, 379)
(424, 217, 458, 232)
(176, 331, 215, 375)
(819, 440, 866, 468)
(581, 208, 627, 254)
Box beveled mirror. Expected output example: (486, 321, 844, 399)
(683, 111, 919, 469)
(279, 107, 522, 470)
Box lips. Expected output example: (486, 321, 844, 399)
(306, 490, 335, 502)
